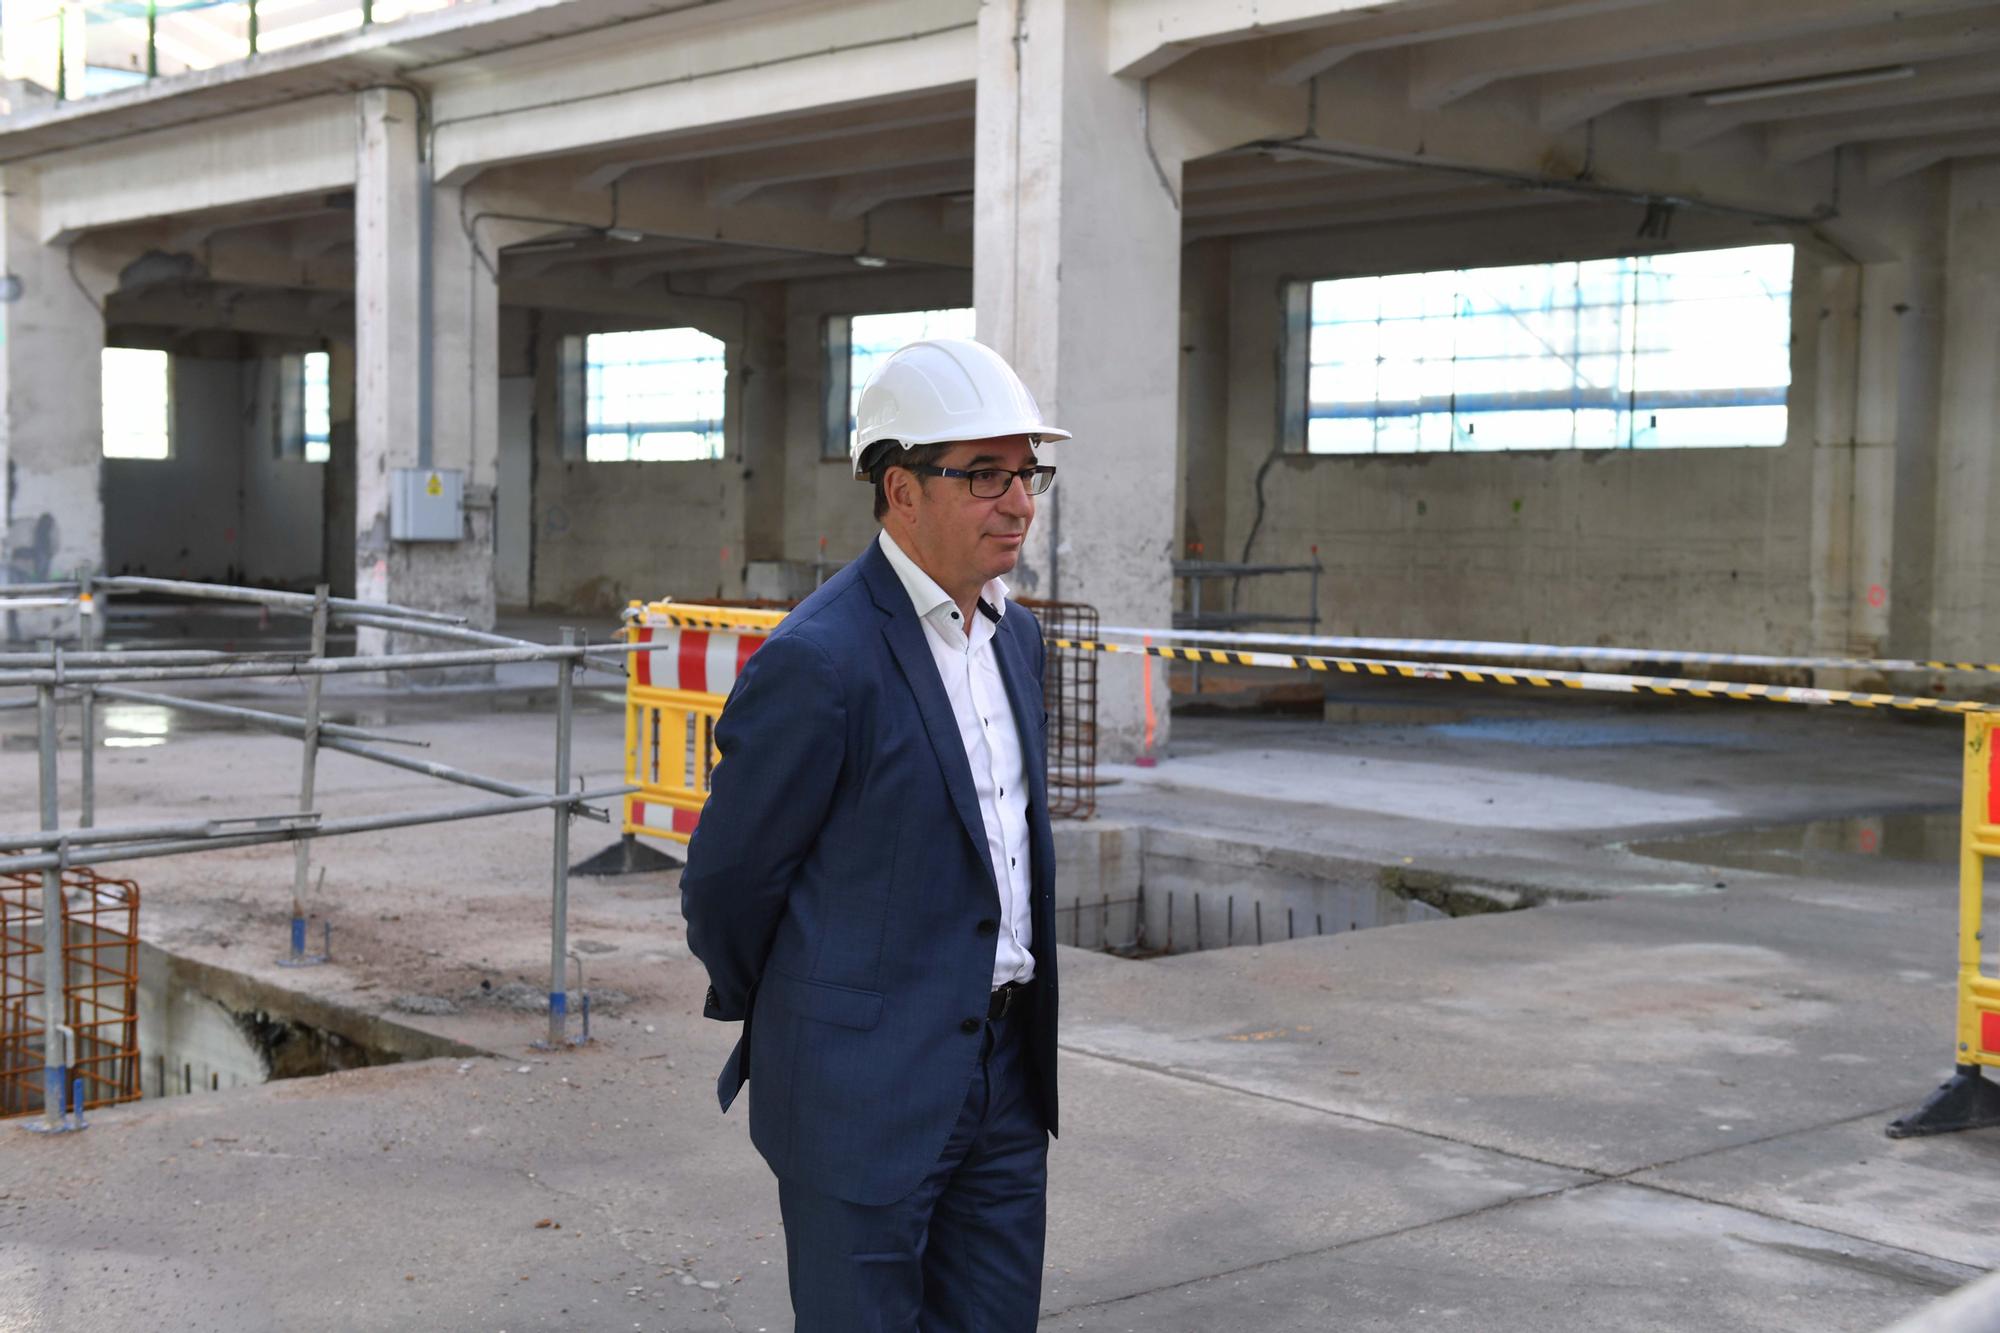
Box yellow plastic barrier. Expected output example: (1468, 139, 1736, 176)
(1888, 712, 2000, 1136)
(619, 602, 788, 846)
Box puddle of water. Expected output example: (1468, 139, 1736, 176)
(1627, 810, 1959, 875)
(1430, 718, 1758, 749)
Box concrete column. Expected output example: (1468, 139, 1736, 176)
(1808, 261, 1898, 659)
(975, 0, 1181, 760)
(353, 90, 502, 647)
(0, 165, 107, 602)
(1930, 160, 2000, 661)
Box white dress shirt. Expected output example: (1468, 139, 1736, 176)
(877, 529, 1035, 990)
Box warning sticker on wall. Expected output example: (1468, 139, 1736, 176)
(425, 472, 444, 497)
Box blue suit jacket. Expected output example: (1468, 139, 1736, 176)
(680, 539, 1061, 1207)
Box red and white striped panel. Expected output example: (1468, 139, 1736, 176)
(629, 624, 767, 695)
(628, 797, 701, 839)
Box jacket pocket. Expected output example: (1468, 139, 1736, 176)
(769, 969, 884, 1030)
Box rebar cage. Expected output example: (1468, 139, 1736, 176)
(1022, 599, 1099, 820)
(1, 868, 142, 1119)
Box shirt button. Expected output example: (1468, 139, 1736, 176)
(960, 1018, 980, 1034)
(1010, 857, 1017, 867)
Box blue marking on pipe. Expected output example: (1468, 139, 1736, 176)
(71, 1077, 86, 1129)
(549, 991, 567, 1017)
(580, 993, 590, 1042)
(291, 916, 306, 955)
(45, 1065, 66, 1118)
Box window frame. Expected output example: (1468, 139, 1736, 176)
(100, 346, 174, 462)
(824, 305, 977, 464)
(560, 325, 730, 464)
(275, 351, 332, 463)
(1282, 244, 1796, 457)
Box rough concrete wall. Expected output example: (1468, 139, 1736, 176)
(527, 305, 753, 614)
(1222, 205, 1825, 654)
(238, 357, 326, 588)
(1929, 159, 2000, 661)
(103, 356, 243, 580)
(781, 268, 973, 574)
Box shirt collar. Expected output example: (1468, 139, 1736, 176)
(877, 529, 1008, 625)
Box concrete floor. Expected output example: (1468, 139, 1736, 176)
(0, 641, 1995, 1331)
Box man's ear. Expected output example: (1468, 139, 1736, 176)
(883, 465, 917, 517)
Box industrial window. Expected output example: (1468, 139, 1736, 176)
(101, 348, 171, 460)
(301, 351, 331, 462)
(278, 352, 332, 462)
(565, 327, 727, 462)
(1291, 244, 1793, 454)
(823, 307, 976, 460)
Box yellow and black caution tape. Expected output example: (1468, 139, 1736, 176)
(1054, 638, 1999, 716)
(1092, 625, 2000, 676)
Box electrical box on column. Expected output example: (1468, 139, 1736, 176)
(390, 468, 464, 541)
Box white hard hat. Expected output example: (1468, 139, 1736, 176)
(851, 337, 1070, 480)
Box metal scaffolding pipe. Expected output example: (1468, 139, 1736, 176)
(292, 588, 330, 923)
(94, 576, 469, 625)
(335, 611, 540, 649)
(0, 785, 635, 877)
(36, 670, 64, 1130)
(0, 650, 292, 667)
(88, 685, 424, 748)
(548, 627, 577, 1046)
(0, 640, 644, 687)
(0, 581, 81, 596)
(0, 811, 320, 851)
(316, 734, 610, 823)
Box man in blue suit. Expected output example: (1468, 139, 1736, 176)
(682, 338, 1068, 1331)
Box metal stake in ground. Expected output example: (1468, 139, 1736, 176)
(543, 627, 579, 1048)
(30, 668, 73, 1133)
(281, 587, 331, 968)
(77, 575, 97, 830)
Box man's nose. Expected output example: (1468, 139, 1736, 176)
(996, 473, 1035, 517)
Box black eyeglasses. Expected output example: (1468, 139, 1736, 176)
(907, 464, 1057, 499)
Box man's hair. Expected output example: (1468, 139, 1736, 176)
(870, 441, 954, 521)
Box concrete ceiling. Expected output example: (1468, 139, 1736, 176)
(41, 0, 2000, 325)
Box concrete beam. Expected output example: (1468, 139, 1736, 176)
(1182, 168, 1465, 219)
(499, 274, 750, 326)
(571, 92, 971, 192)
(827, 163, 975, 222)
(1865, 130, 2000, 185)
(702, 119, 973, 209)
(1264, 0, 1661, 87)
(35, 94, 354, 243)
(1185, 183, 1581, 240)
(469, 164, 971, 268)
(1556, 12, 2000, 136)
(1768, 94, 2000, 168)
(430, 0, 977, 184)
(684, 255, 891, 296)
(1409, 0, 1993, 110)
(1165, 50, 1839, 226)
(1105, 0, 1460, 78)
(105, 285, 353, 341)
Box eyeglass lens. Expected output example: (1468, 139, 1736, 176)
(969, 468, 1054, 498)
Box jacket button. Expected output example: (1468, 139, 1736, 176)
(960, 1018, 980, 1034)
(977, 919, 998, 935)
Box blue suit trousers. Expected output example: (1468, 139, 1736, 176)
(778, 998, 1048, 1332)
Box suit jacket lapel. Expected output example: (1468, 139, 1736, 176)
(992, 620, 1048, 813)
(864, 546, 997, 891)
